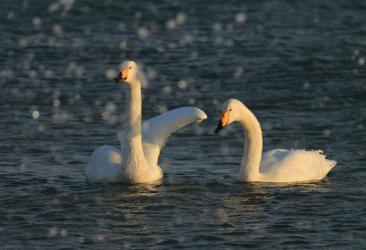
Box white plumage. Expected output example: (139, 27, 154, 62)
(85, 61, 207, 184)
(215, 98, 336, 183)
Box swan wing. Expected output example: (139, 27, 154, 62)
(116, 107, 206, 166)
(142, 107, 207, 166)
(260, 149, 336, 182)
(85, 145, 123, 183)
(261, 149, 290, 170)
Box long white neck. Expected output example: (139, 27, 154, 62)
(124, 81, 148, 169)
(237, 105, 263, 181)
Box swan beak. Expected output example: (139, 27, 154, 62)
(113, 68, 129, 83)
(215, 111, 230, 134)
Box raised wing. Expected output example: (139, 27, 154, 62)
(116, 107, 207, 166)
(142, 107, 207, 166)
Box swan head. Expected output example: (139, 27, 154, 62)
(214, 98, 244, 134)
(114, 61, 147, 86)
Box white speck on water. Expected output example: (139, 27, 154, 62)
(177, 80, 188, 90)
(119, 41, 128, 49)
(146, 67, 157, 80)
(78, 237, 84, 243)
(32, 111, 40, 119)
(19, 37, 28, 48)
(101, 111, 110, 121)
(137, 27, 150, 39)
(38, 124, 45, 132)
(96, 234, 104, 241)
(53, 98, 60, 108)
(72, 38, 83, 49)
(53, 24, 63, 35)
(49, 2, 60, 12)
(59, 229, 67, 237)
(48, 227, 58, 237)
(134, 12, 141, 19)
(105, 102, 117, 113)
(7, 11, 15, 19)
(303, 82, 310, 89)
(52, 111, 72, 124)
(225, 39, 234, 47)
(32, 17, 42, 27)
(156, 105, 168, 114)
(0, 69, 13, 79)
(166, 19, 177, 30)
(235, 13, 247, 23)
(167, 42, 177, 49)
(44, 69, 54, 79)
(182, 33, 194, 44)
(94, 99, 101, 107)
(212, 22, 222, 33)
(66, 62, 84, 78)
(28, 70, 38, 79)
(323, 129, 331, 137)
(190, 50, 199, 60)
(49, 0, 75, 14)
(162, 86, 172, 95)
(105, 69, 117, 80)
(48, 37, 60, 48)
(357, 57, 364, 65)
(176, 12, 187, 24)
(61, 0, 75, 12)
(233, 66, 244, 78)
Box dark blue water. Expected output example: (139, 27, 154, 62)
(1, 0, 366, 248)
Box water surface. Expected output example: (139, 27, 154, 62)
(1, 0, 366, 248)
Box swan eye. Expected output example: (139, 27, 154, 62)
(229, 108, 232, 111)
(129, 66, 132, 69)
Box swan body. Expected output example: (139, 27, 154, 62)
(85, 61, 207, 184)
(215, 98, 336, 183)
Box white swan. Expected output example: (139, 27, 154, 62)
(214, 98, 336, 183)
(85, 61, 207, 184)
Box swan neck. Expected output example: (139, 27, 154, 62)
(127, 82, 142, 136)
(237, 106, 263, 181)
(124, 81, 147, 166)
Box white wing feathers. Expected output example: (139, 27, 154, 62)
(142, 107, 207, 147)
(117, 107, 207, 166)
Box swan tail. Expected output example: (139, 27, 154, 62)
(326, 159, 337, 170)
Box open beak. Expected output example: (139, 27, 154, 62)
(214, 111, 230, 134)
(113, 68, 129, 83)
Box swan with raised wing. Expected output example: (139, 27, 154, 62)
(214, 98, 336, 183)
(85, 61, 207, 184)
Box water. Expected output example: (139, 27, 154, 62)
(1, 0, 366, 248)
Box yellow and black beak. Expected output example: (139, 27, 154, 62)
(214, 110, 230, 134)
(113, 68, 129, 83)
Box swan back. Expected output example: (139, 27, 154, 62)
(260, 149, 336, 182)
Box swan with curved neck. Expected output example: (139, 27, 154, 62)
(85, 61, 207, 184)
(215, 98, 336, 183)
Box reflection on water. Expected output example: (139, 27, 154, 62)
(1, 0, 366, 248)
